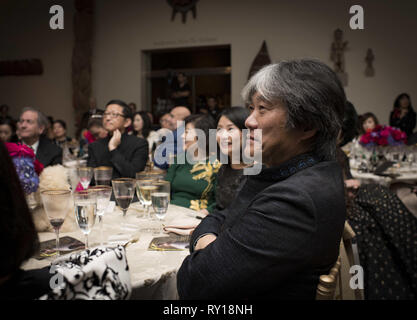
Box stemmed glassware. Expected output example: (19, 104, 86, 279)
(77, 167, 94, 189)
(112, 178, 136, 217)
(94, 166, 113, 186)
(74, 189, 97, 249)
(89, 185, 112, 245)
(151, 192, 169, 234)
(136, 179, 158, 218)
(40, 189, 72, 256)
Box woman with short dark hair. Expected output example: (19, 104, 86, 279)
(359, 112, 379, 135)
(52, 119, 76, 149)
(165, 113, 220, 215)
(0, 118, 18, 143)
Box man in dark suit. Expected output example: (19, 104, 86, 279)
(177, 59, 348, 299)
(17, 107, 62, 167)
(87, 100, 148, 179)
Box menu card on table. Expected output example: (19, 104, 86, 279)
(36, 236, 85, 260)
(148, 234, 190, 251)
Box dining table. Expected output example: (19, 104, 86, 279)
(22, 202, 200, 300)
(350, 160, 417, 187)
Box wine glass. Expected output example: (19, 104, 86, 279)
(136, 170, 166, 181)
(136, 179, 158, 218)
(40, 190, 72, 256)
(74, 189, 97, 249)
(112, 178, 136, 217)
(77, 167, 94, 189)
(94, 166, 113, 186)
(88, 185, 112, 245)
(151, 192, 169, 234)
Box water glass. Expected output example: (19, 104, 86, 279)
(151, 192, 169, 234)
(74, 189, 97, 249)
(89, 185, 112, 245)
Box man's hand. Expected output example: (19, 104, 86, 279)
(345, 179, 361, 190)
(197, 209, 209, 217)
(108, 129, 122, 151)
(195, 234, 217, 251)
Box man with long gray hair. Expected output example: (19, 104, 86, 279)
(177, 59, 347, 299)
(17, 107, 62, 167)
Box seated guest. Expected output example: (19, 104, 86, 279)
(87, 99, 148, 179)
(389, 93, 416, 137)
(0, 104, 14, 122)
(215, 106, 250, 211)
(338, 102, 417, 300)
(17, 107, 62, 167)
(0, 141, 52, 300)
(154, 106, 191, 169)
(133, 111, 159, 153)
(0, 142, 132, 300)
(79, 116, 108, 157)
(159, 112, 175, 130)
(165, 114, 221, 214)
(177, 59, 347, 299)
(0, 118, 18, 143)
(78, 97, 104, 139)
(52, 120, 76, 148)
(359, 112, 379, 135)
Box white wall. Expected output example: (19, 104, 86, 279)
(92, 0, 417, 125)
(2, 0, 416, 137)
(0, 0, 75, 135)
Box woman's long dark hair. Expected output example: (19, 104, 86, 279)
(133, 111, 152, 139)
(392, 93, 414, 119)
(0, 142, 39, 277)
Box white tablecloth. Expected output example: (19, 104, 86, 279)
(351, 168, 417, 186)
(22, 202, 199, 300)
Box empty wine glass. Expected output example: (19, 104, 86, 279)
(151, 192, 169, 234)
(94, 166, 113, 186)
(74, 189, 97, 249)
(40, 190, 72, 256)
(112, 178, 136, 217)
(77, 167, 94, 189)
(89, 185, 112, 245)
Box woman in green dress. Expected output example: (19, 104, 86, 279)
(165, 114, 220, 215)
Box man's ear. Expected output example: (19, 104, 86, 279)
(123, 118, 132, 129)
(38, 125, 46, 136)
(300, 127, 317, 141)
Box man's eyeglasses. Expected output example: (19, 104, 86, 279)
(103, 112, 125, 119)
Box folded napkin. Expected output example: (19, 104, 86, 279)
(163, 218, 201, 236)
